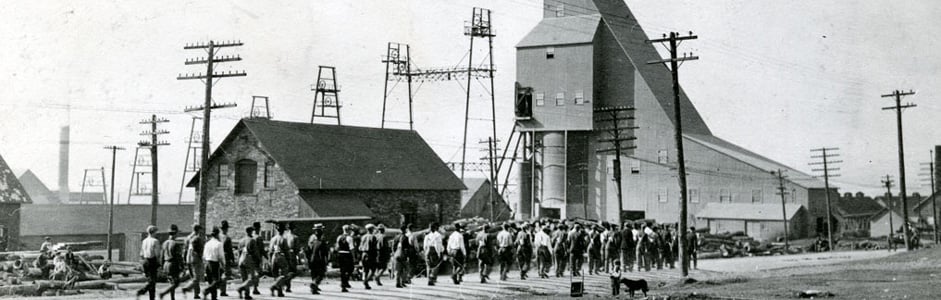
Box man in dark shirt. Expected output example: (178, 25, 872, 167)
(160, 224, 184, 300)
(475, 224, 494, 283)
(250, 222, 264, 295)
(552, 224, 569, 277)
(306, 224, 329, 295)
(567, 223, 587, 277)
(236, 226, 259, 300)
(686, 226, 699, 270)
(392, 224, 411, 288)
(181, 224, 205, 298)
(515, 223, 533, 280)
(336, 225, 356, 293)
(218, 221, 234, 297)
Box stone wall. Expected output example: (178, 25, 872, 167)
(0, 203, 20, 251)
(300, 190, 462, 229)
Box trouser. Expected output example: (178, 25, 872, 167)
(498, 247, 512, 279)
(160, 262, 183, 300)
(685, 249, 698, 269)
(663, 249, 675, 268)
(635, 247, 647, 271)
(237, 264, 259, 292)
(620, 248, 634, 272)
(204, 261, 223, 300)
(394, 257, 408, 286)
(362, 253, 377, 286)
(537, 246, 551, 277)
(554, 251, 567, 276)
(285, 255, 297, 291)
(477, 249, 492, 280)
(650, 249, 662, 270)
(516, 248, 531, 278)
(183, 260, 204, 295)
(569, 252, 584, 276)
(448, 249, 465, 283)
(136, 257, 158, 300)
(270, 253, 292, 291)
(338, 252, 354, 289)
(587, 249, 600, 273)
(308, 264, 325, 293)
(425, 250, 441, 283)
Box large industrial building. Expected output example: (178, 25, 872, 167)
(513, 0, 834, 239)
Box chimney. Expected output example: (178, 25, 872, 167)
(58, 126, 70, 203)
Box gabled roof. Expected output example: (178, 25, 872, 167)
(592, 0, 711, 135)
(191, 119, 465, 191)
(460, 178, 512, 221)
(18, 169, 57, 204)
(516, 15, 601, 48)
(696, 202, 805, 221)
(0, 153, 31, 204)
(835, 196, 884, 218)
(684, 134, 827, 189)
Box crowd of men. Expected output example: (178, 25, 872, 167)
(133, 219, 700, 300)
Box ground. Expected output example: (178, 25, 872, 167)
(6, 247, 938, 299)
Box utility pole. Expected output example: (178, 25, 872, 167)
(773, 169, 790, 250)
(881, 89, 916, 250)
(179, 40, 244, 227)
(810, 147, 842, 251)
(648, 31, 698, 277)
(138, 115, 169, 226)
(920, 151, 938, 244)
(883, 175, 896, 251)
(102, 145, 124, 261)
(479, 138, 500, 221)
(593, 106, 637, 226)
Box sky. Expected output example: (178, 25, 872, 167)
(1, 0, 939, 204)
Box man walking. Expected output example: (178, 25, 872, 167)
(376, 224, 391, 285)
(236, 226, 259, 300)
(619, 222, 634, 272)
(447, 223, 467, 284)
(136, 225, 160, 300)
(360, 224, 380, 290)
(336, 225, 356, 293)
(181, 224, 205, 298)
(268, 223, 291, 297)
(475, 224, 494, 283)
(392, 224, 411, 288)
(423, 222, 444, 286)
(250, 222, 263, 296)
(568, 223, 586, 277)
(587, 225, 602, 275)
(202, 227, 226, 300)
(496, 223, 514, 281)
(534, 225, 552, 278)
(282, 224, 298, 293)
(218, 221, 234, 297)
(552, 224, 569, 277)
(516, 223, 533, 280)
(306, 224, 329, 295)
(160, 224, 184, 300)
(686, 227, 699, 270)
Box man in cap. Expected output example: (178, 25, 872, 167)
(551, 224, 569, 277)
(534, 225, 552, 278)
(620, 222, 635, 272)
(181, 224, 205, 298)
(336, 224, 356, 292)
(250, 222, 264, 295)
(475, 224, 494, 283)
(568, 223, 587, 277)
(218, 221, 234, 297)
(160, 224, 184, 300)
(515, 223, 533, 280)
(359, 223, 380, 289)
(202, 226, 226, 300)
(423, 222, 444, 285)
(267, 223, 291, 297)
(282, 223, 298, 293)
(136, 225, 161, 300)
(392, 223, 411, 288)
(306, 224, 329, 295)
(496, 223, 514, 281)
(236, 226, 259, 300)
(375, 224, 391, 285)
(446, 223, 467, 284)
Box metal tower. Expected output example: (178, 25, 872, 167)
(311, 66, 342, 125)
(79, 167, 107, 204)
(249, 96, 271, 119)
(128, 146, 153, 204)
(178, 116, 205, 203)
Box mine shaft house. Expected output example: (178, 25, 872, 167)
(188, 119, 465, 238)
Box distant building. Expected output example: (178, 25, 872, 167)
(187, 119, 465, 238)
(512, 0, 831, 240)
(0, 153, 32, 251)
(461, 178, 512, 221)
(870, 207, 905, 238)
(18, 169, 58, 205)
(833, 192, 884, 235)
(696, 203, 808, 242)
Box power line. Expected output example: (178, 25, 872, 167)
(881, 89, 916, 251)
(810, 147, 841, 251)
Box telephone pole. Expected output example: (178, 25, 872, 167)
(138, 115, 169, 226)
(881, 89, 916, 250)
(102, 145, 124, 261)
(773, 169, 790, 250)
(883, 175, 897, 251)
(593, 106, 637, 226)
(179, 40, 244, 227)
(920, 151, 938, 244)
(810, 147, 841, 251)
(648, 31, 698, 277)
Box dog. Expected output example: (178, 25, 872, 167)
(619, 278, 649, 297)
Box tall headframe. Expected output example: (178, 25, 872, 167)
(311, 66, 342, 125)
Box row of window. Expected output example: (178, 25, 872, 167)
(217, 159, 276, 195)
(533, 91, 586, 106)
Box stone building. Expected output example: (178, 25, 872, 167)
(0, 153, 31, 251)
(461, 178, 512, 221)
(188, 119, 465, 237)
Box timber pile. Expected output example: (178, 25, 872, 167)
(697, 230, 797, 259)
(0, 244, 146, 297)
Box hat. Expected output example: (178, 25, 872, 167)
(44, 236, 51, 241)
(365, 224, 376, 230)
(220, 220, 229, 229)
(312, 223, 324, 230)
(169, 224, 179, 234)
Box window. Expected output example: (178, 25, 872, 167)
(535, 93, 545, 106)
(217, 164, 229, 187)
(555, 92, 565, 106)
(0, 225, 5, 238)
(658, 189, 668, 203)
(575, 90, 585, 105)
(555, 3, 565, 17)
(690, 189, 700, 203)
(235, 159, 257, 194)
(719, 189, 731, 203)
(546, 47, 555, 59)
(657, 149, 669, 164)
(752, 190, 763, 203)
(630, 159, 640, 174)
(263, 162, 275, 188)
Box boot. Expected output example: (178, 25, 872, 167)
(376, 276, 382, 286)
(364, 280, 372, 290)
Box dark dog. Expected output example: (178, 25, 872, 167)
(619, 278, 649, 297)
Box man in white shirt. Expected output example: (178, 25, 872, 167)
(202, 226, 226, 300)
(423, 222, 444, 286)
(534, 225, 552, 278)
(136, 225, 161, 300)
(496, 223, 514, 281)
(446, 223, 466, 285)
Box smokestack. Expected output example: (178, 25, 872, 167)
(59, 126, 70, 203)
(935, 145, 941, 195)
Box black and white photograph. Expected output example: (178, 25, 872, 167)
(0, 0, 939, 299)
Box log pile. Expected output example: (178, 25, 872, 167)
(696, 229, 798, 259)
